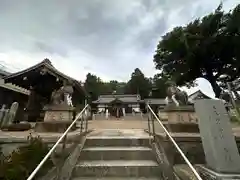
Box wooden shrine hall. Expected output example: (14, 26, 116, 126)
(3, 59, 88, 122)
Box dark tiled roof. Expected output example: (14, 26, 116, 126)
(188, 90, 211, 100)
(3, 59, 88, 96)
(0, 69, 11, 77)
(4, 59, 74, 82)
(93, 94, 141, 104)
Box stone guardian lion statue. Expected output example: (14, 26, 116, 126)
(165, 81, 189, 106)
(50, 80, 74, 106)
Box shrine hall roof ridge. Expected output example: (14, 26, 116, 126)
(3, 59, 88, 96)
(99, 94, 140, 98)
(0, 69, 11, 77)
(188, 89, 212, 99)
(92, 94, 142, 104)
(4, 59, 74, 82)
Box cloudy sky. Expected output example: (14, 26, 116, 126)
(0, 0, 238, 97)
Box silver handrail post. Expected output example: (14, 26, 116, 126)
(27, 104, 89, 180)
(147, 104, 203, 180)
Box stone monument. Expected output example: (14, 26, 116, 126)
(0, 104, 7, 127)
(195, 99, 240, 179)
(8, 102, 19, 124)
(35, 81, 76, 133)
(1, 102, 19, 127)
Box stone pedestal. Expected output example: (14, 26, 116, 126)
(35, 121, 76, 133)
(163, 105, 197, 123)
(35, 105, 76, 133)
(196, 165, 240, 180)
(162, 122, 199, 133)
(43, 105, 75, 122)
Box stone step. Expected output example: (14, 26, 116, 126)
(85, 137, 151, 147)
(72, 177, 161, 180)
(73, 160, 160, 177)
(80, 147, 155, 160)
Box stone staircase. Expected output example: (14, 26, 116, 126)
(71, 130, 161, 179)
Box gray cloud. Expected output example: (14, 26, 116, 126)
(0, 0, 238, 82)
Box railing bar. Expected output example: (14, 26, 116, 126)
(85, 114, 88, 132)
(147, 105, 203, 180)
(80, 116, 83, 133)
(27, 104, 89, 180)
(147, 108, 151, 132)
(151, 111, 156, 141)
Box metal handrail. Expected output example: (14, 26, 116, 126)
(147, 104, 203, 180)
(27, 104, 89, 180)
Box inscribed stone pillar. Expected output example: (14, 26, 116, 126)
(194, 99, 240, 173)
(1, 102, 19, 127)
(8, 102, 19, 124)
(0, 104, 6, 127)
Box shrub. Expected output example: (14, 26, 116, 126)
(0, 134, 53, 180)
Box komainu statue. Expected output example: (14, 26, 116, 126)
(165, 81, 189, 106)
(50, 89, 63, 105)
(50, 80, 74, 106)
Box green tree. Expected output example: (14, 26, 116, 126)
(153, 4, 240, 97)
(125, 68, 151, 99)
(84, 73, 103, 101)
(151, 74, 168, 98)
(102, 80, 123, 94)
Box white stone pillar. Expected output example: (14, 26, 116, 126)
(116, 108, 119, 118)
(106, 109, 109, 119)
(122, 108, 126, 117)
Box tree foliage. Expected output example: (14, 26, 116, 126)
(84, 73, 103, 101)
(124, 68, 152, 99)
(153, 4, 240, 97)
(84, 73, 127, 100)
(151, 74, 168, 98)
(83, 68, 169, 100)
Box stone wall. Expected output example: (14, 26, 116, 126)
(0, 142, 74, 156)
(155, 134, 240, 165)
(0, 131, 83, 156)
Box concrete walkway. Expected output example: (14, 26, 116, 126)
(88, 128, 150, 138)
(1, 119, 240, 142)
(88, 119, 149, 130)
(88, 119, 240, 133)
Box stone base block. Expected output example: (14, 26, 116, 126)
(44, 110, 73, 122)
(163, 122, 199, 133)
(158, 112, 168, 121)
(1, 123, 31, 131)
(35, 121, 76, 133)
(163, 106, 197, 123)
(196, 165, 240, 180)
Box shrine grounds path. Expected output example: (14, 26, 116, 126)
(87, 119, 240, 135)
(1, 119, 240, 141)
